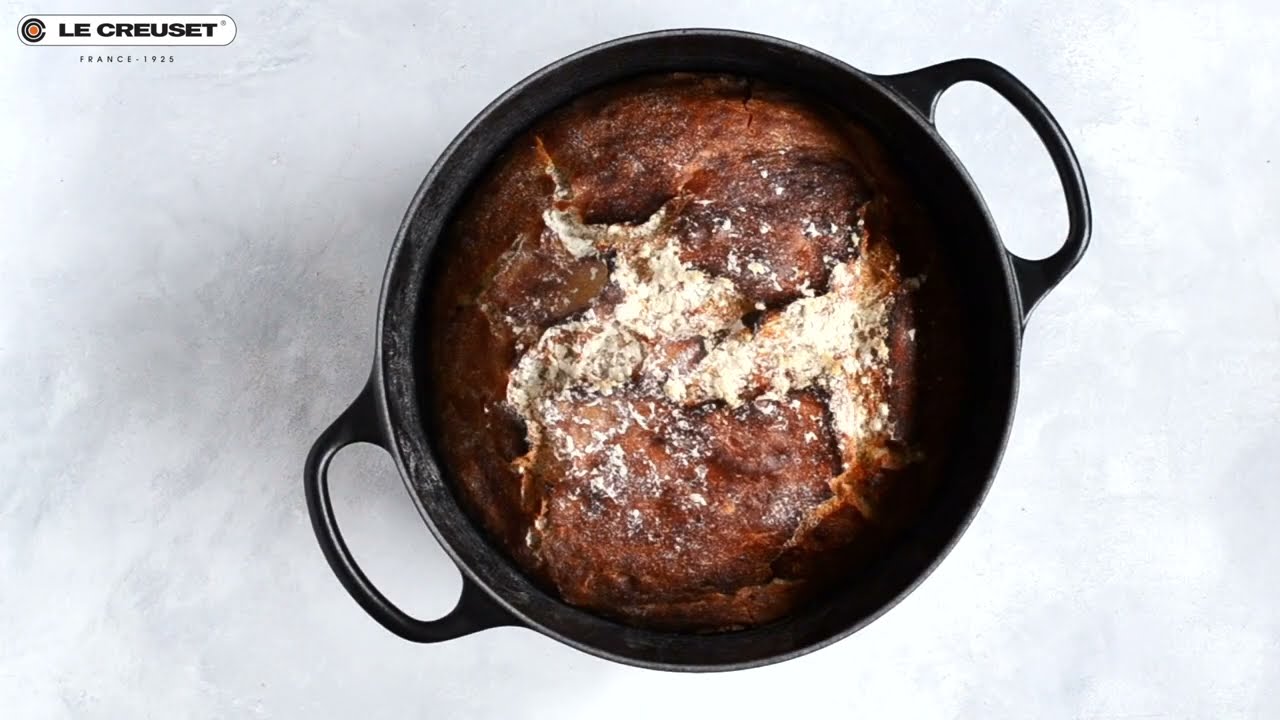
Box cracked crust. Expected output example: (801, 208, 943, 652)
(424, 74, 953, 631)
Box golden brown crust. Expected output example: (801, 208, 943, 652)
(425, 74, 950, 630)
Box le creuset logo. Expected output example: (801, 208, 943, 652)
(18, 14, 236, 46)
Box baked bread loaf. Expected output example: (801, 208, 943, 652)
(426, 74, 943, 631)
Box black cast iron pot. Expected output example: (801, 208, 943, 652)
(304, 28, 1091, 671)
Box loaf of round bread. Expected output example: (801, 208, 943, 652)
(426, 74, 944, 631)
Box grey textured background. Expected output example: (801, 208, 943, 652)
(2, 1, 1277, 717)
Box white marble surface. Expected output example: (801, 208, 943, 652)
(3, 0, 1278, 716)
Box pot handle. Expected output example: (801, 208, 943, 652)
(874, 59, 1092, 322)
(304, 380, 515, 642)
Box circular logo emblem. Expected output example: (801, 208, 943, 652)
(22, 18, 46, 42)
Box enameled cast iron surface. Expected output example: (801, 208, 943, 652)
(304, 28, 1091, 671)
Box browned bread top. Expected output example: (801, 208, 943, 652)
(426, 74, 936, 631)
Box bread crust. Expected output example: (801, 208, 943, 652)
(425, 74, 948, 631)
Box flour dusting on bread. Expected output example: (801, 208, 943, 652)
(509, 155, 905, 474)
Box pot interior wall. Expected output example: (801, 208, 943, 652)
(384, 32, 1020, 668)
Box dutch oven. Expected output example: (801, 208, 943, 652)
(304, 28, 1091, 671)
